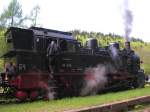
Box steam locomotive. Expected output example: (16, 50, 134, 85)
(0, 27, 145, 101)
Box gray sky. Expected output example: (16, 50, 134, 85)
(0, 0, 150, 42)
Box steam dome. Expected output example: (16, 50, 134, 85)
(87, 38, 98, 49)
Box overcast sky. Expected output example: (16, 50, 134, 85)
(0, 0, 150, 42)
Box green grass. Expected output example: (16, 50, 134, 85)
(143, 64, 150, 75)
(131, 104, 150, 112)
(1, 87, 150, 112)
(129, 42, 150, 75)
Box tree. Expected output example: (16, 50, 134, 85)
(0, 0, 25, 28)
(0, 0, 40, 28)
(0, 0, 24, 70)
(28, 5, 40, 27)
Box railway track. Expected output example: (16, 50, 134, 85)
(65, 95, 150, 112)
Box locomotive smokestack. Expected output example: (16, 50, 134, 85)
(125, 41, 131, 50)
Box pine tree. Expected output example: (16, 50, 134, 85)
(0, 0, 24, 28)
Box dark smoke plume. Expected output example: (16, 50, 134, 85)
(123, 0, 133, 41)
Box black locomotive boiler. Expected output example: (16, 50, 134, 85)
(0, 27, 145, 101)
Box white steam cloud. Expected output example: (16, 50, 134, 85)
(110, 45, 118, 58)
(39, 80, 55, 100)
(47, 87, 55, 100)
(123, 0, 133, 42)
(109, 45, 122, 69)
(80, 64, 116, 96)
